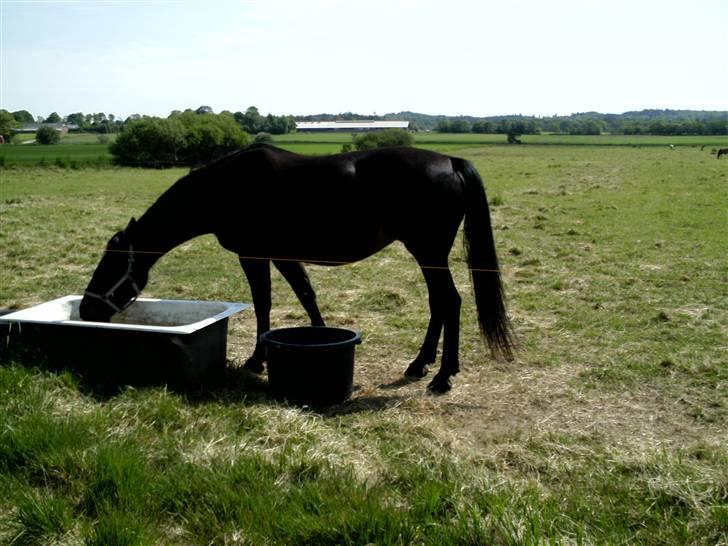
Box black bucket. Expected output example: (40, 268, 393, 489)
(261, 326, 361, 406)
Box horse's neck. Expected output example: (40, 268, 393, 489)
(134, 172, 214, 265)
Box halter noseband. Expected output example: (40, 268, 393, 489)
(84, 244, 142, 314)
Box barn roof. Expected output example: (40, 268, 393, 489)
(295, 120, 410, 131)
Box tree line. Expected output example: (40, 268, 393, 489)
(297, 109, 726, 135)
(409, 110, 728, 136)
(2, 107, 725, 144)
(2, 106, 726, 165)
(0, 106, 297, 143)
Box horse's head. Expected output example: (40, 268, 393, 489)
(79, 218, 149, 322)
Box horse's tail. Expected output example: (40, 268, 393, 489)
(453, 157, 514, 360)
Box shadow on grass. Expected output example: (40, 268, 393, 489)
(323, 392, 414, 416)
(377, 375, 424, 390)
(0, 344, 413, 414)
(0, 336, 264, 401)
(0, 314, 415, 413)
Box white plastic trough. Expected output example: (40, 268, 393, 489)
(1, 295, 250, 389)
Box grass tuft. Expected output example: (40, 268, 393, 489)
(9, 490, 73, 545)
(85, 511, 149, 546)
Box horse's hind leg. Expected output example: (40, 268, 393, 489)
(412, 260, 461, 393)
(273, 260, 325, 327)
(239, 257, 271, 373)
(405, 279, 443, 378)
(429, 265, 462, 393)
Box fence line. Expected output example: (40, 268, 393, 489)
(100, 247, 505, 274)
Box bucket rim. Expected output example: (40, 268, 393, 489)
(261, 326, 361, 349)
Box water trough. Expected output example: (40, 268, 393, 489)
(0, 295, 249, 389)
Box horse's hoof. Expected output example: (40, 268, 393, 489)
(242, 358, 265, 374)
(426, 375, 452, 394)
(404, 362, 429, 378)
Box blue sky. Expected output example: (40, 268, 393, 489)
(1, 0, 726, 119)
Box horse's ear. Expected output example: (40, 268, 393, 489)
(126, 217, 137, 231)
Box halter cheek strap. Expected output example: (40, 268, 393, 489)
(84, 245, 142, 314)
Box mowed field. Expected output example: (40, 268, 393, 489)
(1, 132, 726, 165)
(0, 134, 114, 168)
(0, 139, 727, 544)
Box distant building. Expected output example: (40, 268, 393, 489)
(14, 123, 79, 134)
(295, 120, 409, 132)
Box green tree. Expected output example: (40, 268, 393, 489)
(0, 110, 18, 141)
(237, 106, 264, 134)
(173, 111, 250, 164)
(254, 132, 273, 144)
(111, 117, 186, 166)
(262, 114, 295, 135)
(12, 110, 34, 124)
(195, 105, 214, 115)
(450, 119, 471, 133)
(66, 112, 86, 127)
(569, 119, 602, 135)
(705, 118, 728, 135)
(472, 121, 492, 133)
(352, 129, 413, 150)
(436, 120, 452, 133)
(45, 112, 62, 123)
(111, 113, 250, 167)
(506, 132, 522, 144)
(36, 126, 61, 144)
(437, 119, 471, 133)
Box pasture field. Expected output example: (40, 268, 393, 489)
(1, 132, 725, 166)
(0, 133, 116, 167)
(0, 144, 727, 544)
(273, 133, 727, 155)
(0, 143, 112, 168)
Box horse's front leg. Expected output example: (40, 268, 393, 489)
(239, 257, 271, 373)
(273, 260, 325, 327)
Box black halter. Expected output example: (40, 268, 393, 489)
(83, 244, 141, 314)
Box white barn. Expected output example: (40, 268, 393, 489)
(295, 120, 410, 132)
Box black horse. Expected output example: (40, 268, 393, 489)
(80, 145, 513, 393)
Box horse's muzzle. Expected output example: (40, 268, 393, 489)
(79, 296, 113, 322)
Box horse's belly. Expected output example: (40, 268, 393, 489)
(218, 211, 394, 265)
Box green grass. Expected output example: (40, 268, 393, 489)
(2, 131, 724, 167)
(0, 365, 725, 544)
(1, 144, 727, 544)
(0, 133, 116, 167)
(271, 132, 728, 154)
(0, 143, 112, 168)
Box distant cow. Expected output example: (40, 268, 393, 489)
(717, 148, 728, 159)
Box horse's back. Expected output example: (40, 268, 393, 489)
(212, 145, 460, 205)
(207, 145, 467, 261)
